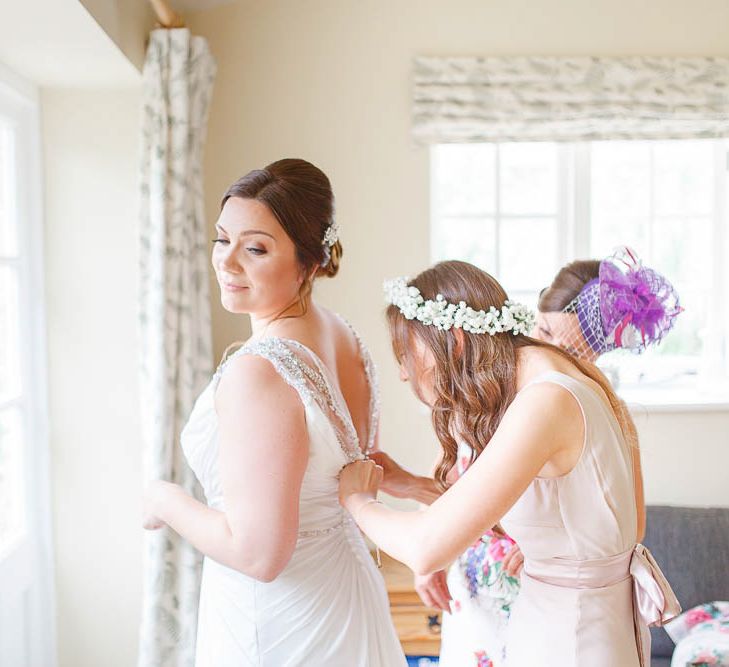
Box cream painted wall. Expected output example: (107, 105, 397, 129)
(188, 0, 729, 506)
(42, 87, 144, 667)
(0, 0, 141, 87)
(633, 410, 729, 506)
(79, 0, 156, 71)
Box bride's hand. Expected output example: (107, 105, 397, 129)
(368, 451, 414, 498)
(338, 459, 383, 511)
(142, 480, 169, 531)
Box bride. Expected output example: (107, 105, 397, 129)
(142, 158, 406, 666)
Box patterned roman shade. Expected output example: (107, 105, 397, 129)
(413, 56, 729, 143)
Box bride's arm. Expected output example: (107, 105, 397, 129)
(340, 383, 581, 575)
(145, 355, 308, 581)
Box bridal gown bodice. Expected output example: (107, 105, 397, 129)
(181, 333, 406, 667)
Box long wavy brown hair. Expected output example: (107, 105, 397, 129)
(386, 261, 633, 491)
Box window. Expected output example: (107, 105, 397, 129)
(0, 117, 27, 554)
(0, 71, 55, 666)
(431, 140, 729, 405)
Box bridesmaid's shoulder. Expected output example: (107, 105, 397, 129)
(508, 380, 583, 433)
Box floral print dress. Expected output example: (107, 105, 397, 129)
(438, 443, 521, 667)
(666, 602, 729, 667)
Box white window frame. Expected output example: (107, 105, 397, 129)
(430, 141, 729, 411)
(0, 63, 57, 666)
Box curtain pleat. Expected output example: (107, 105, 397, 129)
(137, 28, 216, 667)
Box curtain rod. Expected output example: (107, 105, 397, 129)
(149, 0, 185, 28)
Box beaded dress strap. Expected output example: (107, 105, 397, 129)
(212, 337, 363, 463)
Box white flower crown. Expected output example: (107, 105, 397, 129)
(384, 276, 535, 336)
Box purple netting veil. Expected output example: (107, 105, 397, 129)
(574, 278, 604, 354)
(563, 247, 682, 358)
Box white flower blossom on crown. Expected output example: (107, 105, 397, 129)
(322, 221, 339, 247)
(383, 276, 535, 336)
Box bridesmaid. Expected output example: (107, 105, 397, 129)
(373, 247, 681, 666)
(341, 260, 680, 667)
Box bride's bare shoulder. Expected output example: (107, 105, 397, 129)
(322, 307, 361, 352)
(285, 306, 360, 360)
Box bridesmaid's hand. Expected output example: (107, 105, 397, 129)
(338, 459, 383, 512)
(414, 569, 453, 613)
(502, 542, 524, 577)
(368, 451, 414, 498)
(142, 480, 171, 530)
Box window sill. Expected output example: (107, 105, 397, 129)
(618, 381, 729, 413)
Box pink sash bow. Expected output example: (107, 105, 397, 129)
(524, 543, 681, 666)
(630, 543, 682, 666)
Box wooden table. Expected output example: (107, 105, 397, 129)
(378, 552, 442, 657)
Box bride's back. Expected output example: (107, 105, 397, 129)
(183, 315, 403, 666)
(264, 304, 376, 454)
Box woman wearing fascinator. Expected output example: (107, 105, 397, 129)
(347, 258, 681, 667)
(141, 159, 406, 666)
(535, 246, 683, 363)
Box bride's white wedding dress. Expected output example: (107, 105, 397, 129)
(181, 330, 407, 667)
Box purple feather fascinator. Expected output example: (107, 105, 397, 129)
(570, 247, 683, 355)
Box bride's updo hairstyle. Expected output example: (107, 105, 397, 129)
(221, 158, 342, 305)
(386, 260, 631, 491)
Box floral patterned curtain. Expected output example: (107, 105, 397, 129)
(413, 56, 729, 143)
(137, 28, 216, 667)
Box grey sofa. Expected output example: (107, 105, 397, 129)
(643, 505, 729, 667)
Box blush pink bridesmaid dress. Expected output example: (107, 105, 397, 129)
(501, 371, 680, 667)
